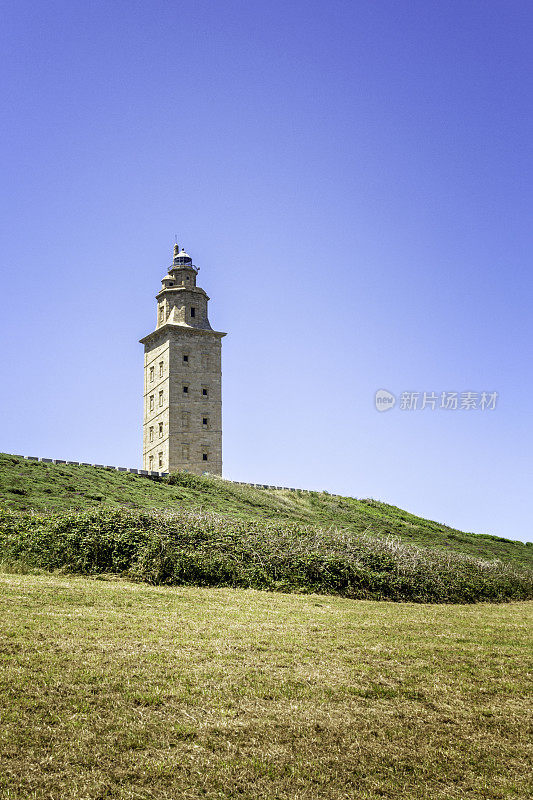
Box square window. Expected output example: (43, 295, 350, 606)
(183, 385, 188, 394)
(202, 453, 208, 461)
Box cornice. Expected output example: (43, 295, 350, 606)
(139, 323, 227, 345)
(155, 286, 209, 301)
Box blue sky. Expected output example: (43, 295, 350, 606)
(1, 1, 532, 541)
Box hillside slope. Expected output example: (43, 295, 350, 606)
(1, 453, 531, 568)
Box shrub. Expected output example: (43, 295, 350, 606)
(0, 507, 531, 603)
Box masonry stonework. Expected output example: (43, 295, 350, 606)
(140, 244, 226, 475)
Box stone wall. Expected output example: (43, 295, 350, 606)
(155, 288, 209, 330)
(11, 455, 325, 494)
(142, 328, 223, 475)
(142, 337, 170, 472)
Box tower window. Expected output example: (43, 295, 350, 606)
(158, 452, 163, 468)
(183, 354, 189, 363)
(149, 366, 154, 382)
(158, 390, 163, 406)
(201, 353, 209, 369)
(149, 426, 154, 442)
(202, 388, 208, 397)
(158, 422, 163, 438)
(183, 385, 188, 394)
(159, 306, 164, 322)
(181, 411, 190, 429)
(159, 361, 164, 377)
(190, 307, 196, 318)
(202, 417, 208, 427)
(202, 453, 208, 461)
(149, 395, 154, 411)
(182, 444, 189, 459)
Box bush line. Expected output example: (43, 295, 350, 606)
(0, 507, 531, 603)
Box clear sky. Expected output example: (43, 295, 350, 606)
(1, 1, 532, 542)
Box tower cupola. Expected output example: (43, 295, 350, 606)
(172, 245, 193, 267)
(155, 244, 211, 329)
(168, 245, 198, 284)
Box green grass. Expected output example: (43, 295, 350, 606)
(1, 453, 531, 568)
(0, 572, 531, 799)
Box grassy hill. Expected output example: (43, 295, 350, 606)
(1, 453, 531, 567)
(1, 453, 532, 603)
(1, 572, 531, 800)
(2, 458, 532, 797)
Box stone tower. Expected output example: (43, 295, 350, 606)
(139, 244, 226, 475)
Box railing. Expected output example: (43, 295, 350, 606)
(7, 454, 327, 494)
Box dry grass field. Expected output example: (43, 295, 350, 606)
(1, 572, 531, 799)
